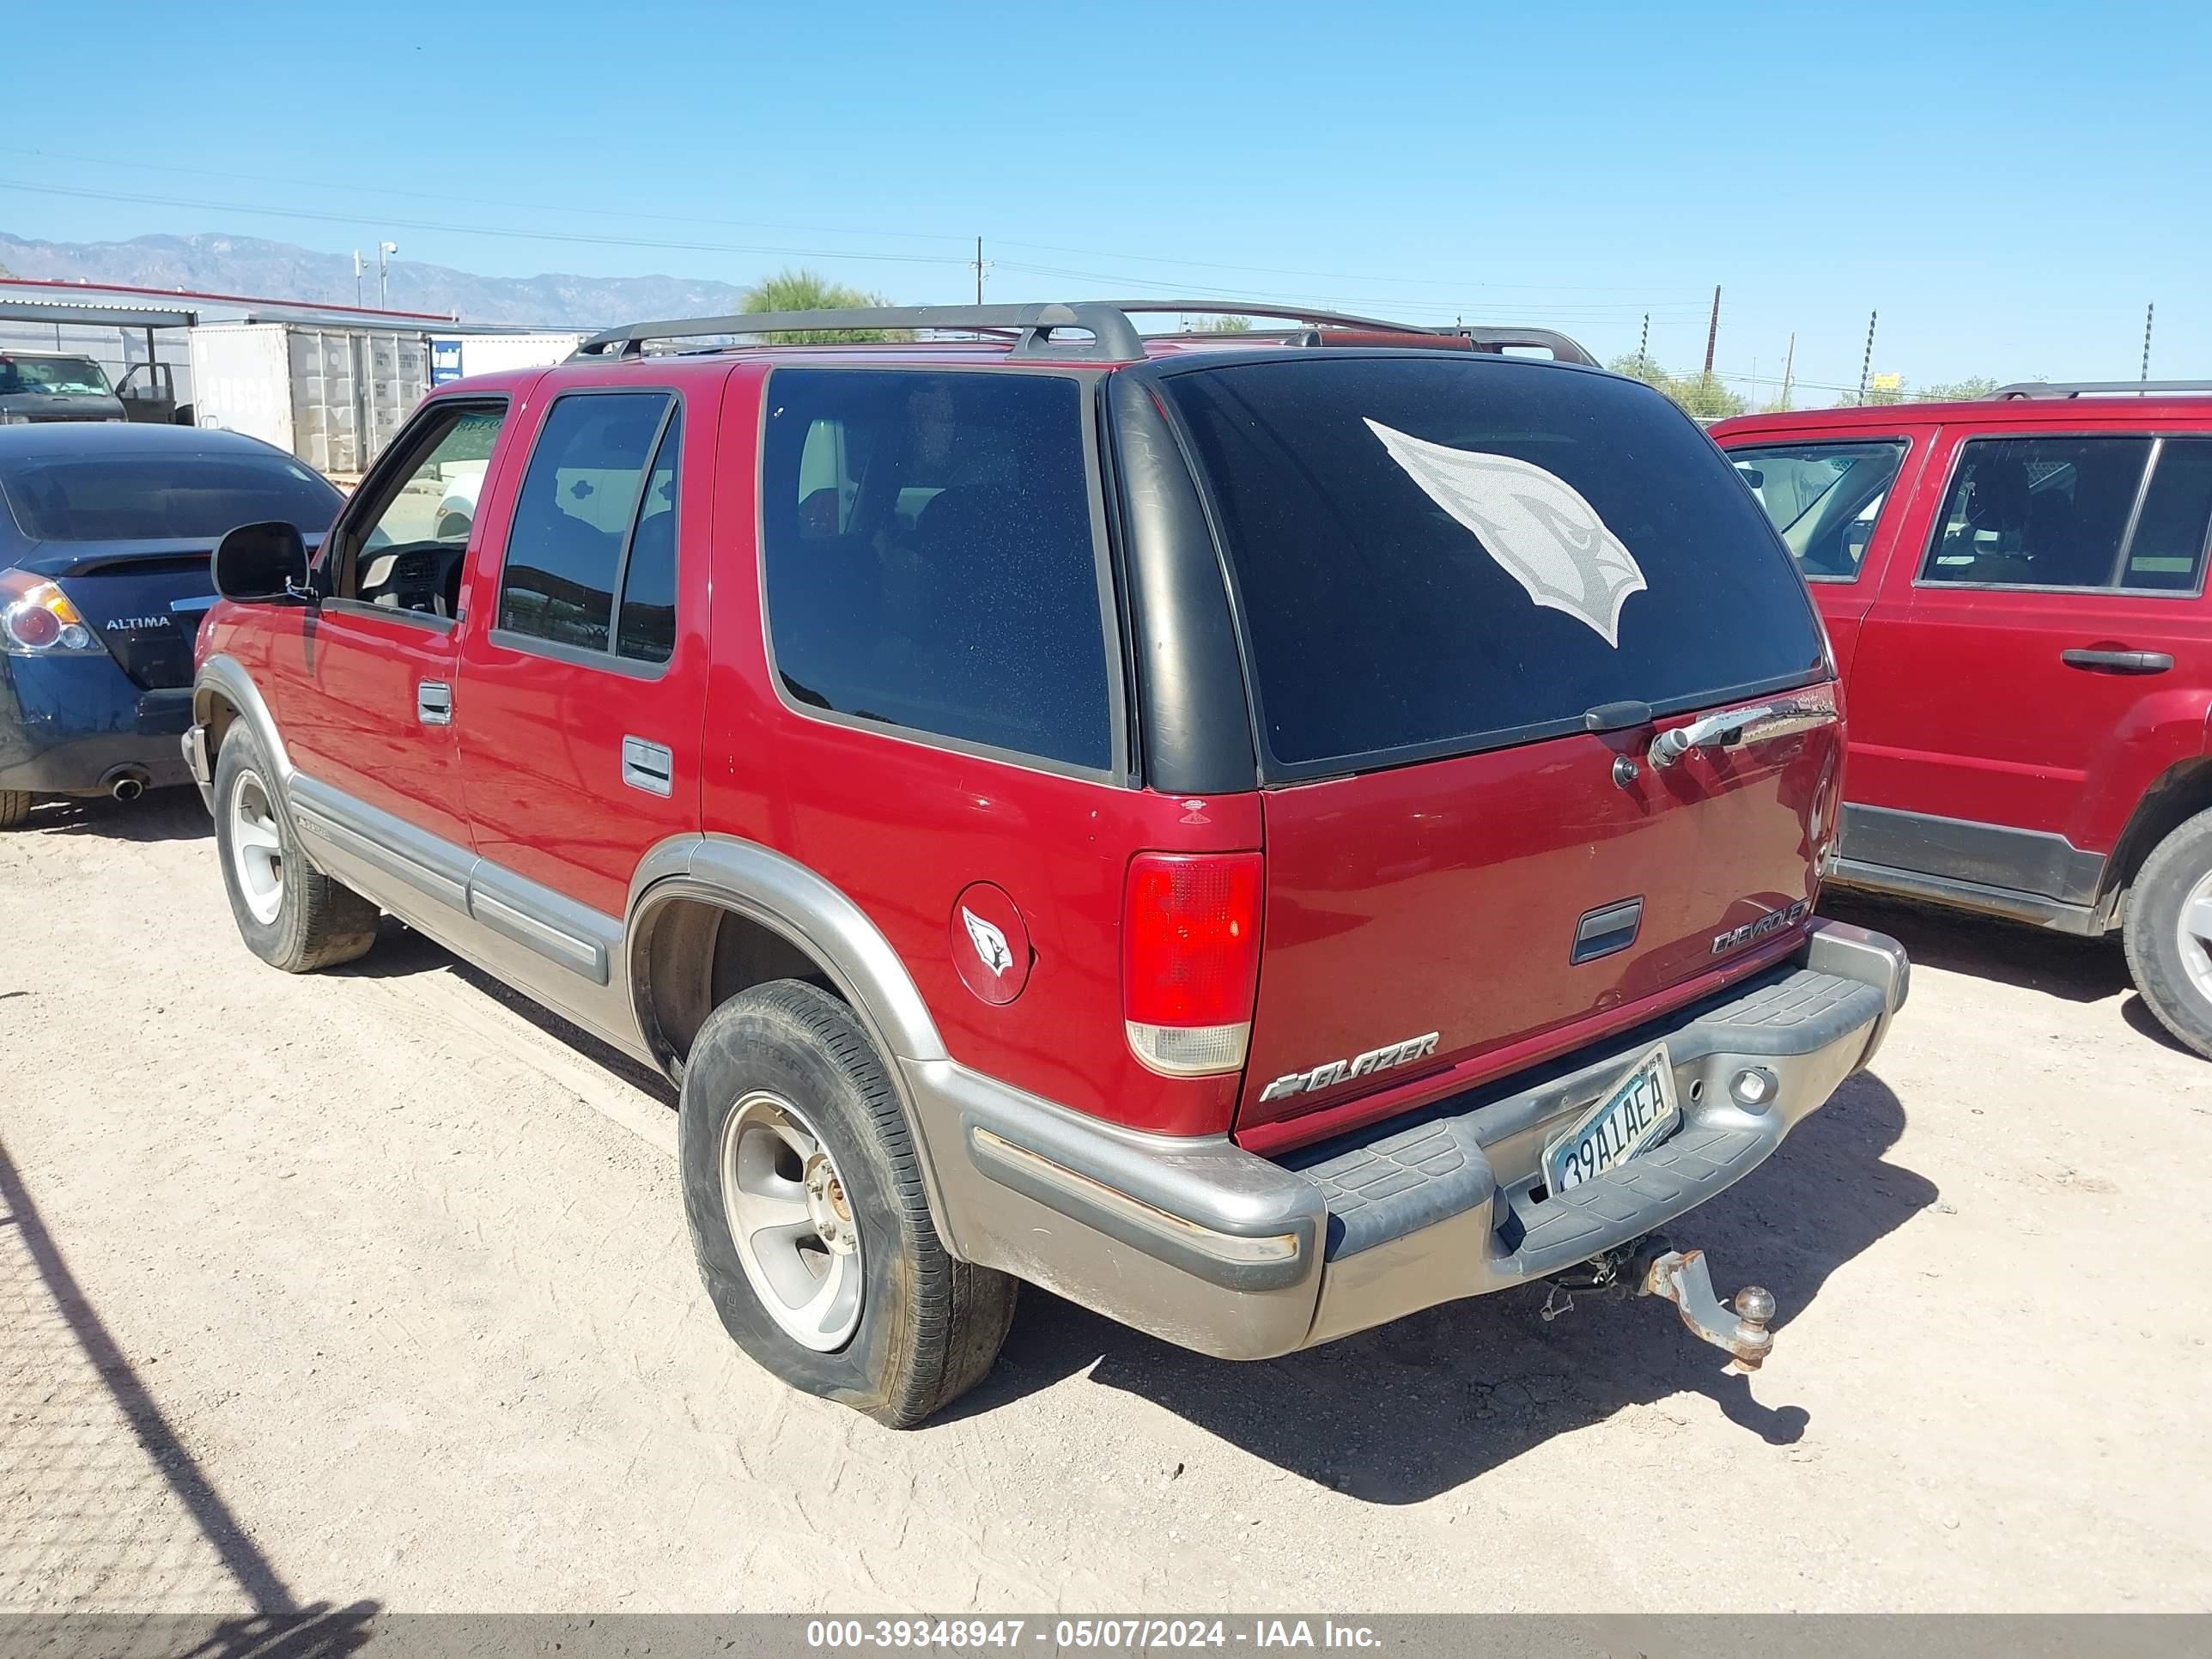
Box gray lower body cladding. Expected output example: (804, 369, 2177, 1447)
(908, 920, 1908, 1361)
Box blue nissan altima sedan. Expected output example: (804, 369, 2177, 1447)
(0, 422, 343, 826)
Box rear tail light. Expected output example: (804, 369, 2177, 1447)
(0, 568, 100, 655)
(1122, 851, 1263, 1078)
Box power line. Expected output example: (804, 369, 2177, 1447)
(0, 144, 971, 249)
(1, 145, 1715, 316)
(991, 234, 1712, 295)
(0, 178, 974, 270)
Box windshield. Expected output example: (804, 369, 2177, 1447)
(0, 453, 343, 543)
(1158, 355, 1827, 773)
(0, 356, 113, 396)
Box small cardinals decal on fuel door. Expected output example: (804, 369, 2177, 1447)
(961, 906, 1014, 976)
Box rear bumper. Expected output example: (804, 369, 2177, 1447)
(0, 657, 194, 795)
(907, 919, 1908, 1360)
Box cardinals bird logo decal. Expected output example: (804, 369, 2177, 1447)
(961, 906, 1015, 976)
(1364, 419, 1649, 647)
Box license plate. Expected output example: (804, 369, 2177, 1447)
(1544, 1044, 1680, 1196)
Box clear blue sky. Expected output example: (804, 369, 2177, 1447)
(6, 1, 2206, 399)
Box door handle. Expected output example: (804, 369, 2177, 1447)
(621, 736, 673, 797)
(2061, 647, 2172, 674)
(416, 680, 453, 725)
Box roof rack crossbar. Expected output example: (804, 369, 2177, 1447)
(1990, 379, 2212, 399)
(575, 300, 1597, 367)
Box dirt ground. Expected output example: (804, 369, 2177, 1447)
(3, 787, 2209, 1617)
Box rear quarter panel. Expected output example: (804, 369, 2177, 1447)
(697, 363, 1262, 1137)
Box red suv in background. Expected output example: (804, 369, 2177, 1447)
(185, 301, 1906, 1424)
(1715, 386, 2212, 1058)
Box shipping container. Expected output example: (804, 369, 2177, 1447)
(432, 332, 586, 382)
(187, 322, 430, 479)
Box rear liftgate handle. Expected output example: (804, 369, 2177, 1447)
(1647, 690, 1838, 770)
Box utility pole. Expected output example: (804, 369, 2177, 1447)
(377, 240, 398, 309)
(2142, 301, 2155, 386)
(973, 236, 985, 305)
(1857, 310, 1878, 404)
(352, 249, 363, 307)
(1703, 286, 1720, 379)
(1638, 312, 1650, 375)
(1779, 331, 1796, 411)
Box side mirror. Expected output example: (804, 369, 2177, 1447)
(213, 521, 313, 605)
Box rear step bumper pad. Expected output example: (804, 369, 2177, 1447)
(906, 919, 1908, 1362)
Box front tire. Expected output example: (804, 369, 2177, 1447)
(2124, 806, 2212, 1060)
(0, 789, 30, 829)
(212, 729, 379, 973)
(679, 980, 1017, 1425)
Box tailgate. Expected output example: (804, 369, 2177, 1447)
(1243, 714, 1837, 1134)
(1147, 351, 1838, 1143)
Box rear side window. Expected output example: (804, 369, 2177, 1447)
(760, 369, 1113, 772)
(1921, 434, 2212, 592)
(0, 452, 342, 543)
(498, 392, 679, 660)
(1158, 356, 1826, 772)
(1729, 441, 1908, 581)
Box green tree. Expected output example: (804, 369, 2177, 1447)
(1916, 376, 2000, 402)
(740, 268, 910, 343)
(1607, 353, 1747, 419)
(1185, 313, 1253, 333)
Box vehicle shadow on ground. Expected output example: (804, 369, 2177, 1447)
(2120, 994, 2198, 1057)
(0, 1140, 378, 1652)
(20, 787, 210, 842)
(334, 919, 678, 1105)
(1820, 890, 2126, 1003)
(952, 1070, 1935, 1503)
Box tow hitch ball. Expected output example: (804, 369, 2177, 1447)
(1639, 1248, 1777, 1373)
(1542, 1240, 1778, 1372)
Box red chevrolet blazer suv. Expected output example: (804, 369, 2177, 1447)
(185, 301, 1908, 1423)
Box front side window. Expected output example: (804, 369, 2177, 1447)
(760, 369, 1113, 772)
(341, 401, 507, 617)
(1918, 434, 2212, 592)
(498, 392, 674, 656)
(615, 412, 681, 663)
(1729, 441, 1908, 581)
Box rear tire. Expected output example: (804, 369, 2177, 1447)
(679, 979, 1017, 1425)
(212, 729, 379, 973)
(2123, 806, 2212, 1060)
(0, 790, 30, 829)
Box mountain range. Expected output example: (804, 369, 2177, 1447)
(0, 229, 755, 327)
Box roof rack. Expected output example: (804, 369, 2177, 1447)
(572, 301, 1596, 367)
(1990, 379, 2212, 399)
